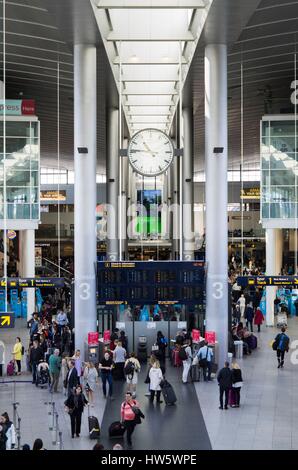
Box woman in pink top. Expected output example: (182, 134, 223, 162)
(120, 391, 140, 448)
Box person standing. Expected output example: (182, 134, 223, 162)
(125, 352, 141, 398)
(217, 361, 233, 410)
(65, 359, 79, 396)
(254, 306, 264, 333)
(29, 340, 44, 385)
(0, 413, 16, 450)
(245, 302, 254, 332)
(196, 341, 214, 381)
(113, 341, 127, 380)
(149, 360, 163, 403)
(231, 363, 243, 408)
(72, 349, 83, 383)
(120, 391, 140, 448)
(99, 351, 114, 399)
(64, 385, 88, 438)
(83, 362, 99, 407)
(181, 340, 192, 384)
(30, 313, 39, 341)
(12, 337, 23, 376)
(48, 349, 61, 393)
(274, 327, 290, 369)
(56, 309, 68, 334)
(238, 294, 246, 321)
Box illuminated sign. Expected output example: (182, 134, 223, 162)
(237, 276, 298, 287)
(240, 188, 260, 200)
(40, 190, 66, 201)
(0, 99, 36, 116)
(0, 278, 65, 288)
(0, 312, 15, 329)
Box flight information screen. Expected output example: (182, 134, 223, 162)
(97, 261, 205, 305)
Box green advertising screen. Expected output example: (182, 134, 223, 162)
(136, 216, 162, 234)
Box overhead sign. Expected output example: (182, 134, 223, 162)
(40, 190, 66, 201)
(0, 312, 15, 329)
(0, 99, 36, 116)
(0, 278, 65, 288)
(240, 188, 260, 200)
(237, 276, 298, 287)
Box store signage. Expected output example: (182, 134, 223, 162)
(237, 276, 298, 287)
(0, 312, 15, 329)
(205, 331, 216, 344)
(0, 99, 36, 116)
(40, 190, 66, 201)
(240, 188, 260, 200)
(146, 322, 156, 329)
(7, 230, 16, 240)
(35, 247, 42, 268)
(88, 332, 99, 345)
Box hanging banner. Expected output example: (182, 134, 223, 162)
(0, 99, 36, 116)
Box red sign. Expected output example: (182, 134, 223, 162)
(205, 331, 216, 344)
(103, 330, 111, 342)
(88, 332, 99, 345)
(21, 99, 36, 115)
(191, 329, 200, 342)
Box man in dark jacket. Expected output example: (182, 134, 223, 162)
(29, 340, 44, 384)
(245, 303, 254, 332)
(65, 359, 79, 396)
(217, 362, 233, 410)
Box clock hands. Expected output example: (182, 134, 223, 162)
(143, 141, 157, 157)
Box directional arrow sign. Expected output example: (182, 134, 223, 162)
(0, 312, 15, 329)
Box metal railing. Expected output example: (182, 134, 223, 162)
(44, 390, 64, 450)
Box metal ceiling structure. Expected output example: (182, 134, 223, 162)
(1, 0, 298, 174)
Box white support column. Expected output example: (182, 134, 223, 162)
(182, 107, 194, 260)
(20, 230, 35, 321)
(106, 108, 119, 261)
(266, 228, 283, 326)
(205, 44, 228, 368)
(74, 44, 97, 354)
(171, 156, 179, 260)
(121, 141, 128, 260)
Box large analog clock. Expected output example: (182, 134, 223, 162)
(127, 128, 174, 177)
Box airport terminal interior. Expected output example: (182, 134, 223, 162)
(1, 0, 298, 452)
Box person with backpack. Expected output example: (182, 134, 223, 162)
(120, 391, 142, 449)
(273, 327, 290, 368)
(124, 352, 141, 398)
(12, 337, 23, 376)
(180, 339, 192, 384)
(196, 341, 214, 381)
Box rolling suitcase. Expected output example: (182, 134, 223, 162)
(228, 388, 237, 407)
(88, 414, 100, 440)
(7, 360, 15, 376)
(190, 364, 201, 382)
(161, 380, 177, 406)
(109, 421, 126, 439)
(246, 334, 257, 350)
(172, 349, 182, 367)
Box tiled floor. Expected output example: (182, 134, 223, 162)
(1, 317, 298, 450)
(195, 317, 298, 450)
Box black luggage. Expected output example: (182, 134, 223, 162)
(109, 421, 126, 438)
(88, 415, 100, 440)
(190, 364, 201, 382)
(160, 379, 177, 406)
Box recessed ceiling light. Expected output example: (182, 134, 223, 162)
(130, 55, 139, 63)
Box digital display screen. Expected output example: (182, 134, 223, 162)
(0, 278, 65, 288)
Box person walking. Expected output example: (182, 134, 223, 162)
(113, 341, 127, 380)
(254, 306, 264, 333)
(72, 349, 83, 384)
(120, 391, 141, 448)
(196, 341, 214, 381)
(0, 413, 16, 450)
(83, 362, 99, 407)
(124, 352, 141, 398)
(48, 349, 61, 393)
(99, 351, 114, 399)
(12, 337, 23, 376)
(238, 294, 246, 321)
(56, 309, 68, 334)
(231, 363, 243, 408)
(217, 361, 233, 410)
(181, 340, 192, 384)
(29, 340, 44, 385)
(64, 385, 88, 438)
(245, 302, 254, 332)
(274, 327, 290, 369)
(149, 360, 163, 403)
(65, 359, 79, 396)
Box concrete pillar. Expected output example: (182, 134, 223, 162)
(205, 44, 228, 368)
(171, 156, 180, 260)
(182, 107, 194, 260)
(106, 108, 119, 261)
(20, 230, 35, 321)
(121, 143, 128, 260)
(266, 228, 283, 326)
(74, 44, 97, 353)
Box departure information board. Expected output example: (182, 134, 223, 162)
(97, 261, 205, 305)
(237, 276, 298, 287)
(0, 278, 65, 288)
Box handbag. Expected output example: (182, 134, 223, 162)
(129, 403, 145, 424)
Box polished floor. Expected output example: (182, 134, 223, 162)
(1, 317, 298, 450)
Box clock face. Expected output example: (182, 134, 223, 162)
(128, 128, 174, 177)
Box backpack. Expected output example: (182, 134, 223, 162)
(178, 347, 188, 361)
(278, 334, 289, 352)
(124, 361, 135, 376)
(21, 346, 25, 356)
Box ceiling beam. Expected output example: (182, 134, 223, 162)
(123, 92, 178, 95)
(114, 57, 187, 65)
(123, 79, 178, 82)
(97, 1, 206, 9)
(107, 32, 195, 42)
